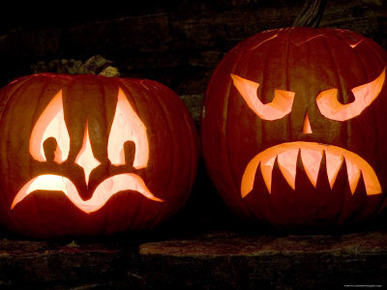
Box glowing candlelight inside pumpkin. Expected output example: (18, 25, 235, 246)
(13, 87, 163, 213)
(241, 142, 381, 197)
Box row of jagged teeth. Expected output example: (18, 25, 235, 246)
(262, 149, 354, 192)
(241, 145, 381, 197)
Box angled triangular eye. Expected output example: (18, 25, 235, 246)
(231, 74, 295, 120)
(316, 68, 385, 121)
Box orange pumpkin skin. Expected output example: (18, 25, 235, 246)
(0, 73, 198, 238)
(201, 28, 387, 229)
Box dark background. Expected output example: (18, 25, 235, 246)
(0, 0, 385, 93)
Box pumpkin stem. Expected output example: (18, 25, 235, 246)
(80, 55, 120, 77)
(293, 0, 327, 28)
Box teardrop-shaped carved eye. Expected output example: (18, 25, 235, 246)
(316, 68, 385, 121)
(231, 74, 295, 121)
(30, 90, 70, 164)
(107, 88, 149, 169)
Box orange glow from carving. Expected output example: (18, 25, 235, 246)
(13, 86, 163, 213)
(108, 88, 149, 169)
(11, 173, 164, 214)
(316, 68, 385, 121)
(241, 142, 381, 197)
(302, 113, 313, 134)
(75, 122, 101, 185)
(29, 90, 70, 163)
(231, 74, 295, 120)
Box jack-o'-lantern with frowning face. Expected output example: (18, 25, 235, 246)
(0, 73, 198, 238)
(201, 28, 387, 229)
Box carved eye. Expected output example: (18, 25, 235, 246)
(231, 74, 295, 121)
(316, 68, 385, 121)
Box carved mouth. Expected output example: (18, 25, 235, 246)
(11, 173, 164, 214)
(241, 142, 381, 197)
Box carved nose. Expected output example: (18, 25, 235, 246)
(75, 121, 101, 186)
(302, 113, 313, 134)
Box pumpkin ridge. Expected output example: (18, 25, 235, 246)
(0, 77, 42, 234)
(115, 82, 154, 231)
(148, 89, 175, 229)
(202, 27, 387, 229)
(226, 47, 260, 218)
(148, 83, 180, 225)
(0, 74, 198, 237)
(322, 33, 351, 149)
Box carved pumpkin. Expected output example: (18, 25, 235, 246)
(201, 28, 387, 229)
(0, 73, 198, 238)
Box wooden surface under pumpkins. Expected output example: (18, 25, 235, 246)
(0, 222, 385, 288)
(0, 0, 386, 288)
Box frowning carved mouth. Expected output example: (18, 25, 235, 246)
(241, 142, 381, 197)
(11, 173, 164, 214)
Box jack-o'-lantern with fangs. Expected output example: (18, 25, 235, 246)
(0, 73, 198, 238)
(201, 28, 387, 229)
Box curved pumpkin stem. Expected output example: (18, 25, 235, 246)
(80, 55, 120, 77)
(293, 0, 327, 28)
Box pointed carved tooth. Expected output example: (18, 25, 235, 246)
(277, 150, 298, 190)
(345, 159, 362, 195)
(260, 157, 276, 194)
(241, 160, 258, 198)
(300, 148, 323, 187)
(324, 150, 344, 189)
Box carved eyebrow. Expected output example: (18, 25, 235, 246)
(316, 68, 385, 121)
(231, 74, 295, 121)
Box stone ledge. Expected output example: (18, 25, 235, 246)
(139, 230, 387, 289)
(0, 228, 385, 289)
(139, 230, 386, 257)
